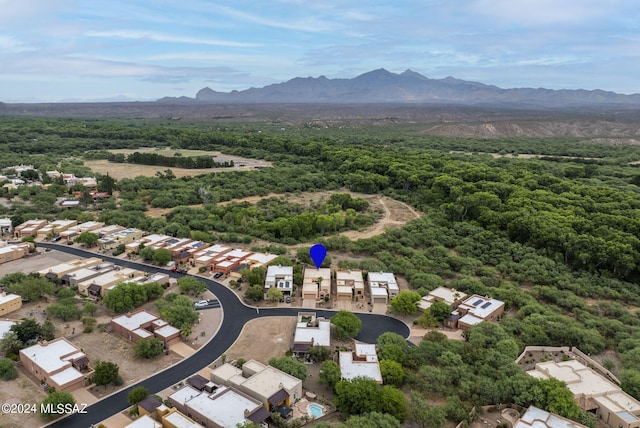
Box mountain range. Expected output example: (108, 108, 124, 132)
(159, 69, 640, 109)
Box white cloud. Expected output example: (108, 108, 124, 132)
(86, 30, 260, 47)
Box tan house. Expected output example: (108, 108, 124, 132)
(168, 384, 269, 428)
(111, 309, 180, 347)
(418, 286, 468, 312)
(37, 257, 103, 280)
(77, 267, 143, 297)
(368, 272, 400, 300)
(211, 249, 251, 274)
(13, 219, 47, 238)
(339, 343, 383, 384)
(292, 312, 331, 356)
(526, 358, 640, 428)
(0, 292, 22, 316)
(455, 294, 505, 329)
(19, 337, 92, 392)
(98, 228, 144, 250)
(125, 234, 173, 253)
(0, 242, 32, 265)
(211, 359, 302, 414)
(0, 218, 12, 237)
(37, 219, 77, 238)
(336, 270, 365, 302)
(59, 221, 105, 241)
(193, 245, 231, 269)
(301, 267, 331, 302)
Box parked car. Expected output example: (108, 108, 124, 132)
(194, 300, 209, 308)
(213, 272, 224, 279)
(285, 295, 291, 303)
(51, 235, 62, 242)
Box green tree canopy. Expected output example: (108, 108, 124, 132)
(92, 361, 120, 388)
(40, 391, 76, 420)
(319, 360, 341, 390)
(74, 231, 99, 247)
(177, 276, 207, 296)
(332, 310, 362, 340)
(268, 356, 307, 381)
(0, 357, 18, 380)
(389, 290, 421, 315)
(127, 386, 148, 405)
(133, 337, 164, 359)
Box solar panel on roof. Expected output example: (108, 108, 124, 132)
(481, 301, 492, 309)
(473, 299, 483, 306)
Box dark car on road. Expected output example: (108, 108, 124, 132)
(213, 272, 223, 279)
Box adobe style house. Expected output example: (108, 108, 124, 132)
(193, 244, 231, 269)
(77, 266, 143, 297)
(455, 294, 505, 329)
(211, 359, 302, 416)
(368, 271, 400, 303)
(37, 219, 77, 238)
(514, 406, 588, 428)
(210, 248, 252, 274)
(339, 343, 383, 384)
(37, 257, 103, 280)
(111, 309, 180, 347)
(335, 270, 365, 302)
(418, 286, 468, 312)
(525, 357, 640, 428)
(19, 337, 93, 392)
(168, 384, 269, 428)
(13, 219, 47, 238)
(292, 312, 330, 356)
(265, 265, 294, 298)
(0, 242, 32, 265)
(97, 228, 144, 250)
(59, 221, 105, 241)
(0, 292, 22, 316)
(301, 267, 331, 303)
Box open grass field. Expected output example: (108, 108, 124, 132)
(84, 147, 272, 179)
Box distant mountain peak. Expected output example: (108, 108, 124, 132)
(184, 69, 640, 108)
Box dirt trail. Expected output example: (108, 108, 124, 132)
(340, 195, 421, 240)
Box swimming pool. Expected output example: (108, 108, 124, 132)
(308, 403, 324, 418)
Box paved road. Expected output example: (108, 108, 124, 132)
(37, 243, 410, 427)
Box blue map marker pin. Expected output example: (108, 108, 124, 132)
(310, 244, 327, 269)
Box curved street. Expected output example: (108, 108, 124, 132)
(36, 243, 410, 427)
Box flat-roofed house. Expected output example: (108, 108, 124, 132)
(98, 228, 144, 250)
(418, 286, 468, 312)
(168, 384, 269, 428)
(336, 270, 365, 302)
(37, 257, 103, 280)
(0, 319, 18, 339)
(94, 224, 125, 237)
(526, 357, 640, 428)
(59, 221, 105, 241)
(301, 267, 331, 303)
(265, 265, 294, 298)
(368, 272, 399, 299)
(37, 219, 78, 238)
(514, 406, 588, 428)
(124, 414, 163, 428)
(292, 312, 330, 356)
(211, 249, 251, 274)
(19, 337, 92, 392)
(456, 294, 505, 329)
(0, 242, 32, 265)
(60, 262, 115, 286)
(245, 252, 278, 269)
(13, 219, 47, 238)
(211, 359, 302, 415)
(125, 234, 172, 253)
(339, 343, 383, 384)
(78, 267, 143, 297)
(111, 309, 180, 347)
(0, 292, 22, 316)
(193, 245, 231, 269)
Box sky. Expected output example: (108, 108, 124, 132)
(1, 0, 639, 102)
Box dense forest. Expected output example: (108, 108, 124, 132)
(107, 151, 234, 168)
(2, 116, 640, 426)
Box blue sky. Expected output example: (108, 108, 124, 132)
(1, 0, 639, 102)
